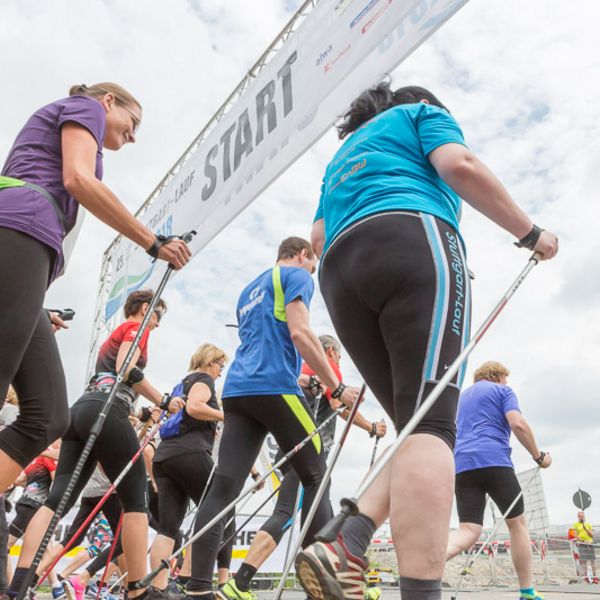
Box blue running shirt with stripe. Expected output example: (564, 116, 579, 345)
(223, 265, 314, 397)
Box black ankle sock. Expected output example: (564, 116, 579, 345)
(399, 577, 441, 600)
(234, 563, 257, 592)
(340, 512, 376, 560)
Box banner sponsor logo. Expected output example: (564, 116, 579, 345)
(315, 44, 333, 67)
(361, 0, 393, 34)
(350, 0, 380, 29)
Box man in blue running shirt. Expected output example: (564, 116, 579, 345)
(446, 361, 552, 600)
(185, 237, 359, 600)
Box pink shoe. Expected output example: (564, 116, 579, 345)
(64, 576, 85, 600)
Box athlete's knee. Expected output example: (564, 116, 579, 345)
(45, 402, 71, 444)
(261, 513, 289, 544)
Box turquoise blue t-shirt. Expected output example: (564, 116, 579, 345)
(223, 265, 314, 398)
(315, 103, 467, 255)
(454, 380, 521, 474)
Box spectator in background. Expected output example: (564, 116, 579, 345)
(573, 511, 597, 583)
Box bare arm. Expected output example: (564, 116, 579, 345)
(286, 300, 357, 407)
(61, 124, 190, 268)
(186, 382, 224, 422)
(311, 219, 326, 259)
(428, 144, 558, 260)
(505, 410, 550, 467)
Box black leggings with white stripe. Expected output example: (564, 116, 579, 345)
(319, 211, 471, 449)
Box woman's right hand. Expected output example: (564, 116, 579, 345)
(157, 239, 192, 269)
(533, 230, 559, 261)
(168, 397, 186, 413)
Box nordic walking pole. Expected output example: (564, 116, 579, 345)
(36, 415, 166, 587)
(20, 231, 196, 600)
(316, 253, 542, 545)
(369, 420, 384, 467)
(450, 467, 541, 600)
(273, 384, 366, 600)
(134, 405, 347, 589)
(219, 485, 281, 551)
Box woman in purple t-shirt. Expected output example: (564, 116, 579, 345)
(0, 83, 191, 494)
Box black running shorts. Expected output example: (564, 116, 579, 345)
(455, 466, 524, 525)
(320, 211, 471, 449)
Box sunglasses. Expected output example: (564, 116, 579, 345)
(122, 104, 141, 134)
(153, 309, 164, 323)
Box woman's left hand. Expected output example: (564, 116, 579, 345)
(48, 311, 69, 333)
(168, 397, 185, 413)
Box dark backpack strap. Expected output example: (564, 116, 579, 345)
(22, 181, 69, 232)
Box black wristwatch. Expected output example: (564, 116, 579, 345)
(146, 234, 168, 259)
(533, 451, 546, 465)
(159, 393, 172, 411)
(514, 225, 543, 250)
(331, 382, 346, 400)
(369, 422, 377, 438)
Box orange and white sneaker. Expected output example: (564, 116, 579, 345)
(295, 535, 368, 600)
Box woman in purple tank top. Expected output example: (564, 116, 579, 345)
(0, 83, 191, 493)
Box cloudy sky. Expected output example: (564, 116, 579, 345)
(2, 0, 599, 533)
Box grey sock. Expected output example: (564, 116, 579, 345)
(399, 577, 441, 600)
(340, 512, 375, 560)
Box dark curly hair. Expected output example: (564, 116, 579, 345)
(337, 81, 449, 140)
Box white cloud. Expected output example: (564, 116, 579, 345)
(2, 0, 599, 529)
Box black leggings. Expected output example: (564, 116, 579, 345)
(59, 494, 123, 549)
(0, 228, 70, 468)
(188, 394, 331, 592)
(320, 212, 471, 449)
(8, 504, 38, 539)
(45, 393, 148, 516)
(0, 497, 8, 593)
(154, 452, 234, 570)
(153, 452, 213, 539)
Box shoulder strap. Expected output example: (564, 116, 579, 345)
(0, 175, 69, 232)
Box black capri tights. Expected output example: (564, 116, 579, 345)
(45, 393, 148, 516)
(188, 394, 331, 592)
(153, 452, 213, 539)
(320, 212, 471, 449)
(0, 228, 70, 468)
(153, 452, 233, 569)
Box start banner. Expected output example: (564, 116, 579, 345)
(101, 0, 469, 324)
